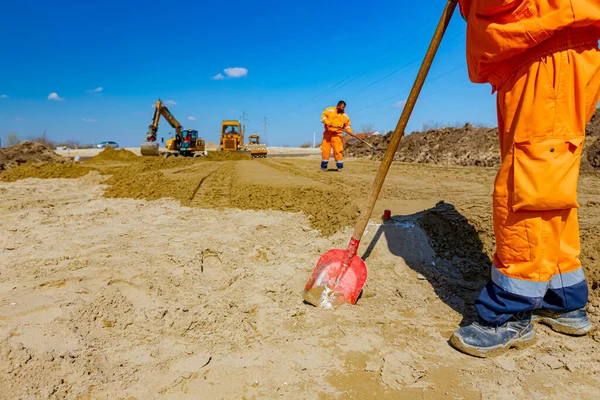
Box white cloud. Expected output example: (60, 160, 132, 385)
(48, 92, 64, 101)
(188, 116, 196, 121)
(14, 117, 24, 121)
(81, 118, 98, 123)
(212, 67, 248, 80)
(224, 67, 248, 78)
(164, 100, 177, 106)
(92, 87, 103, 92)
(393, 100, 406, 108)
(1, 94, 8, 99)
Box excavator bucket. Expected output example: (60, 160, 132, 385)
(140, 141, 160, 156)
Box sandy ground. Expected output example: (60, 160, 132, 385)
(54, 147, 321, 159)
(2, 157, 600, 399)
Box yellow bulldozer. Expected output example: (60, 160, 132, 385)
(219, 120, 245, 152)
(141, 99, 206, 158)
(219, 121, 268, 159)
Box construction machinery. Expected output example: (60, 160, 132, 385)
(219, 121, 268, 159)
(141, 99, 206, 157)
(245, 134, 268, 158)
(219, 120, 245, 152)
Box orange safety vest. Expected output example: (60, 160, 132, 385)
(458, 0, 600, 90)
(321, 107, 353, 135)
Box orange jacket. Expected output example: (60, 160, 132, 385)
(321, 107, 353, 135)
(458, 0, 600, 89)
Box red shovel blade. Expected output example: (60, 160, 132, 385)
(303, 248, 368, 308)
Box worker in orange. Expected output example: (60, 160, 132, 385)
(320, 100, 352, 171)
(449, 0, 600, 358)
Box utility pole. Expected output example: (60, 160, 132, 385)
(240, 111, 249, 127)
(313, 132, 316, 148)
(262, 116, 269, 146)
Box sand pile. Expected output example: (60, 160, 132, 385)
(89, 147, 139, 162)
(0, 142, 69, 171)
(205, 141, 218, 151)
(0, 163, 93, 182)
(230, 181, 359, 237)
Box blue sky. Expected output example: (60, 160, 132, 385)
(0, 0, 498, 148)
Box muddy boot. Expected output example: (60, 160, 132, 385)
(450, 312, 535, 358)
(320, 160, 328, 171)
(532, 308, 592, 336)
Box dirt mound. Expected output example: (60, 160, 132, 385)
(0, 142, 68, 171)
(89, 147, 139, 162)
(346, 124, 501, 167)
(0, 163, 93, 182)
(347, 110, 600, 170)
(205, 141, 218, 151)
(587, 108, 600, 137)
(587, 139, 600, 168)
(231, 181, 359, 237)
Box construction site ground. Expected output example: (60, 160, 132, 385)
(2, 150, 600, 399)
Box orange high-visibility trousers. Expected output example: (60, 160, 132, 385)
(321, 132, 344, 162)
(475, 34, 600, 324)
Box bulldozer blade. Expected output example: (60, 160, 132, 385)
(140, 142, 160, 156)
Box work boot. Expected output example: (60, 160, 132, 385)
(450, 312, 535, 358)
(320, 160, 328, 171)
(532, 308, 593, 336)
(336, 161, 343, 171)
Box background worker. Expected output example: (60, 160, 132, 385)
(450, 0, 600, 358)
(320, 100, 352, 171)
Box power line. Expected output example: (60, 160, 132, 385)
(352, 63, 466, 115)
(353, 29, 465, 96)
(272, 16, 440, 120)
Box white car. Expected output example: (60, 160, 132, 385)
(94, 141, 119, 149)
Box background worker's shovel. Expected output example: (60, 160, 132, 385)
(303, 0, 458, 308)
(345, 131, 378, 151)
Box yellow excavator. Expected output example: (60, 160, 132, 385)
(141, 99, 206, 157)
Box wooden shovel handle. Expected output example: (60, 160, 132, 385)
(351, 0, 458, 242)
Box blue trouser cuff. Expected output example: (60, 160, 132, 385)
(321, 160, 328, 170)
(336, 161, 343, 169)
(475, 273, 588, 326)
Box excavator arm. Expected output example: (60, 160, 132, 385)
(146, 99, 183, 142)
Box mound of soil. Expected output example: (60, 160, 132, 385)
(346, 109, 600, 169)
(89, 147, 139, 162)
(587, 108, 600, 137)
(0, 163, 93, 182)
(0, 142, 68, 171)
(205, 142, 219, 151)
(586, 109, 600, 168)
(346, 124, 500, 167)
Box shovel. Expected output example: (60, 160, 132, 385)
(345, 131, 378, 151)
(303, 0, 458, 308)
